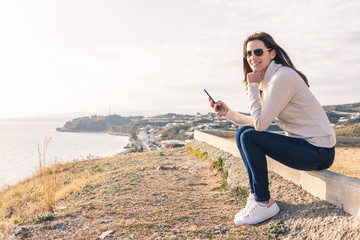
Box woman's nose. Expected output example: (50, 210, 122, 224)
(249, 54, 256, 62)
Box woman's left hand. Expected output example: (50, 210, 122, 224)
(247, 70, 265, 84)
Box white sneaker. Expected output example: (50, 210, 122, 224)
(234, 198, 280, 225)
(234, 194, 255, 219)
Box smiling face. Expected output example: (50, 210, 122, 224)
(246, 40, 275, 72)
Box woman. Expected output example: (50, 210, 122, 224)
(209, 32, 336, 225)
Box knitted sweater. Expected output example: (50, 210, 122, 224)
(225, 60, 336, 148)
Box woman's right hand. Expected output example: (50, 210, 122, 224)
(209, 98, 229, 116)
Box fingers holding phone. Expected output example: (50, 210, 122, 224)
(204, 89, 228, 116)
(214, 100, 228, 116)
(209, 97, 215, 108)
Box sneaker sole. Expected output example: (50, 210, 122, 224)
(234, 205, 280, 225)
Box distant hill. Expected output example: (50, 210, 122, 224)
(323, 102, 360, 124)
(57, 115, 141, 133)
(323, 102, 360, 113)
(148, 113, 193, 119)
(56, 114, 172, 138)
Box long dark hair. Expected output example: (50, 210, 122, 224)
(243, 32, 309, 88)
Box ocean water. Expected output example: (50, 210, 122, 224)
(0, 121, 129, 189)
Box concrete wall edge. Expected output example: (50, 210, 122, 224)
(194, 130, 360, 218)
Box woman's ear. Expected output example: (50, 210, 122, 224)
(270, 50, 276, 60)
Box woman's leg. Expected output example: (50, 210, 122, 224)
(239, 128, 335, 202)
(235, 126, 256, 194)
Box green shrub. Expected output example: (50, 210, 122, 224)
(32, 212, 55, 223)
(187, 147, 208, 159)
(214, 156, 223, 170)
(220, 170, 228, 188)
(265, 220, 289, 236)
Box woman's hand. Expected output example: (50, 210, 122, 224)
(247, 70, 265, 84)
(209, 98, 229, 116)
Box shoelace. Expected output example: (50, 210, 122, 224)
(236, 198, 252, 217)
(240, 196, 255, 211)
(242, 201, 259, 217)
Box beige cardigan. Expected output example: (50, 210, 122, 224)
(225, 61, 336, 148)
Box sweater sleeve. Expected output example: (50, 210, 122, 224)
(224, 108, 254, 127)
(248, 72, 295, 131)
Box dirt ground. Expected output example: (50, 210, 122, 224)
(4, 141, 360, 239)
(188, 140, 360, 240)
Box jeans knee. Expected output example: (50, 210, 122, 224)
(236, 126, 252, 144)
(240, 128, 257, 143)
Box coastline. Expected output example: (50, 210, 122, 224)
(0, 125, 131, 191)
(56, 128, 131, 137)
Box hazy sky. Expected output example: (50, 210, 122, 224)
(0, 0, 359, 119)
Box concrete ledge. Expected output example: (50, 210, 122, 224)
(336, 137, 360, 142)
(194, 130, 360, 218)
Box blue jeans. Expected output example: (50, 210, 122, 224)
(235, 126, 335, 202)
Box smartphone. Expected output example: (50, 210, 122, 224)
(204, 89, 221, 109)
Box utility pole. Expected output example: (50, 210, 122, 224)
(108, 107, 111, 116)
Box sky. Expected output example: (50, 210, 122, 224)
(0, 0, 359, 119)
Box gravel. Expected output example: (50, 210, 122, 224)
(188, 140, 360, 239)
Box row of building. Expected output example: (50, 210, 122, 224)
(131, 113, 237, 151)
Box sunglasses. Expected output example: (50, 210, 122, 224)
(246, 48, 272, 57)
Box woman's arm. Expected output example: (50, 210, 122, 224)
(225, 108, 254, 127)
(248, 70, 295, 131)
(209, 98, 253, 127)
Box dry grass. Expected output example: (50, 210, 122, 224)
(0, 146, 156, 236)
(335, 123, 360, 137)
(329, 141, 360, 179)
(37, 136, 56, 212)
(0, 138, 116, 233)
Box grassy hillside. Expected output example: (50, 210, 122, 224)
(322, 102, 360, 124)
(323, 102, 360, 113)
(335, 123, 360, 137)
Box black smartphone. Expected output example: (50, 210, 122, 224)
(204, 89, 221, 109)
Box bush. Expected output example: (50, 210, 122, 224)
(214, 157, 223, 170)
(187, 147, 208, 159)
(32, 212, 55, 224)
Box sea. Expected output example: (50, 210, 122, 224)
(0, 121, 129, 189)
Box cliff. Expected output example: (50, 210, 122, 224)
(56, 115, 140, 133)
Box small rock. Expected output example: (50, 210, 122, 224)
(5, 211, 13, 218)
(157, 165, 166, 170)
(9, 226, 30, 240)
(53, 223, 66, 230)
(213, 224, 228, 234)
(56, 206, 67, 210)
(99, 230, 115, 239)
(157, 165, 178, 170)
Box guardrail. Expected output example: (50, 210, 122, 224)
(194, 130, 360, 218)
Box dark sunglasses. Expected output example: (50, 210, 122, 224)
(246, 48, 272, 57)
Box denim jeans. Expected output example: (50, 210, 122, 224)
(235, 126, 335, 202)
